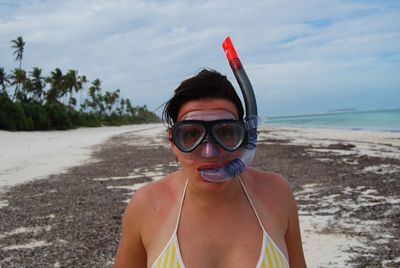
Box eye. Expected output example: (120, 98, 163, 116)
(216, 125, 235, 139)
(183, 127, 202, 140)
(212, 122, 244, 150)
(178, 124, 205, 148)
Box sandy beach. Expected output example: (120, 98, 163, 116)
(0, 124, 162, 190)
(0, 124, 399, 267)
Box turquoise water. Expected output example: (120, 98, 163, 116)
(262, 109, 400, 132)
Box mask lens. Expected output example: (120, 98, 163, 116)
(212, 121, 245, 151)
(173, 121, 206, 152)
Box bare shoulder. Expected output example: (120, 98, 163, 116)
(114, 173, 181, 267)
(243, 168, 302, 246)
(243, 167, 296, 221)
(244, 167, 292, 197)
(125, 172, 179, 222)
(123, 171, 185, 238)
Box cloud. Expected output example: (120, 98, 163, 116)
(0, 0, 399, 116)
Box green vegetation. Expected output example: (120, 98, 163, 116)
(1, 36, 160, 131)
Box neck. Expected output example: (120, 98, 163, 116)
(185, 176, 244, 209)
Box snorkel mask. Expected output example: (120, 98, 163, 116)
(172, 110, 245, 159)
(171, 36, 258, 183)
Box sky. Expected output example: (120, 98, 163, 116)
(0, 0, 399, 117)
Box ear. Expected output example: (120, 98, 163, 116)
(167, 128, 178, 153)
(167, 127, 172, 140)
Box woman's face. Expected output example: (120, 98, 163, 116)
(170, 98, 242, 187)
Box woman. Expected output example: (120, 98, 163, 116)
(113, 68, 307, 267)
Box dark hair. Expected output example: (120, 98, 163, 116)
(163, 69, 244, 127)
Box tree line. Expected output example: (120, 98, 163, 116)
(0, 36, 160, 131)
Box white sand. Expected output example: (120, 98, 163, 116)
(261, 127, 399, 267)
(1, 125, 399, 266)
(0, 123, 165, 190)
(259, 126, 400, 146)
(300, 215, 363, 267)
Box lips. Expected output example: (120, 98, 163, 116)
(197, 165, 220, 178)
(198, 165, 223, 170)
(199, 167, 234, 183)
(197, 162, 225, 171)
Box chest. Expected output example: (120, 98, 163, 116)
(147, 180, 289, 267)
(175, 203, 266, 268)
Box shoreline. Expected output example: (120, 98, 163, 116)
(262, 107, 400, 134)
(263, 124, 400, 134)
(0, 125, 399, 267)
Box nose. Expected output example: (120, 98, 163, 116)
(200, 140, 218, 158)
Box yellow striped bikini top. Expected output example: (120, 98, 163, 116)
(151, 177, 290, 268)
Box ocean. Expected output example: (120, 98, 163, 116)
(262, 108, 400, 132)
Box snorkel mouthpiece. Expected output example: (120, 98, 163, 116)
(200, 36, 259, 182)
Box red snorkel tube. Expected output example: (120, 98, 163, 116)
(222, 36, 258, 148)
(200, 36, 258, 182)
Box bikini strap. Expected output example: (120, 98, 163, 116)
(238, 175, 267, 233)
(174, 179, 188, 232)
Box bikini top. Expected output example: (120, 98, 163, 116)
(150, 177, 290, 268)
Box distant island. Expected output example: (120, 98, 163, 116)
(1, 36, 160, 131)
(326, 108, 357, 113)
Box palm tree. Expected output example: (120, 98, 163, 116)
(88, 79, 102, 113)
(11, 36, 26, 69)
(29, 67, 45, 103)
(0, 67, 11, 97)
(112, 89, 120, 110)
(104, 91, 113, 115)
(64, 70, 81, 108)
(119, 98, 126, 115)
(10, 68, 27, 101)
(126, 99, 136, 117)
(68, 95, 77, 108)
(79, 75, 87, 109)
(98, 94, 106, 117)
(46, 68, 64, 104)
